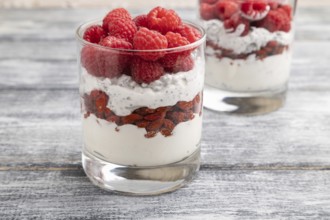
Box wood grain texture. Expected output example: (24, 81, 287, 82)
(0, 170, 330, 219)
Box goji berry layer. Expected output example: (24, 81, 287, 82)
(207, 40, 289, 61)
(83, 90, 203, 138)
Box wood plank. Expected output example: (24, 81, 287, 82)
(0, 41, 329, 90)
(0, 89, 329, 167)
(0, 169, 329, 219)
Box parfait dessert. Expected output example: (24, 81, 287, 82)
(76, 7, 205, 194)
(199, 0, 296, 114)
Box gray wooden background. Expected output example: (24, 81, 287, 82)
(0, 2, 330, 220)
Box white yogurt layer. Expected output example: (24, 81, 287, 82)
(83, 114, 202, 167)
(80, 58, 204, 116)
(205, 50, 292, 92)
(204, 19, 293, 54)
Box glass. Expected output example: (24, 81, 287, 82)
(199, 0, 297, 115)
(76, 20, 206, 195)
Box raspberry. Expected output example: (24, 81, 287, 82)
(102, 8, 132, 32)
(165, 55, 194, 73)
(83, 25, 106, 44)
(176, 24, 202, 43)
(240, 0, 270, 21)
(258, 8, 291, 32)
(95, 36, 133, 78)
(279, 5, 292, 19)
(200, 0, 218, 4)
(108, 18, 137, 43)
(81, 45, 104, 77)
(147, 6, 182, 34)
(224, 14, 250, 36)
(200, 3, 216, 21)
(100, 36, 133, 49)
(131, 57, 164, 84)
(214, 0, 239, 21)
(133, 27, 168, 61)
(268, 1, 279, 10)
(133, 15, 149, 28)
(161, 32, 190, 69)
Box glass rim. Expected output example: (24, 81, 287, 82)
(75, 19, 206, 53)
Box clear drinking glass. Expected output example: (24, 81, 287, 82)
(76, 20, 206, 195)
(199, 0, 297, 115)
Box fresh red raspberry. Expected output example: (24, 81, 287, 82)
(166, 32, 190, 49)
(200, 0, 218, 4)
(165, 55, 194, 73)
(200, 3, 216, 20)
(214, 0, 239, 21)
(108, 18, 137, 43)
(147, 6, 182, 34)
(258, 8, 291, 32)
(161, 32, 190, 69)
(133, 27, 168, 61)
(240, 0, 270, 21)
(98, 36, 133, 78)
(131, 57, 164, 84)
(133, 15, 149, 28)
(100, 36, 133, 49)
(224, 14, 250, 36)
(83, 25, 106, 44)
(279, 5, 292, 19)
(176, 24, 202, 43)
(268, 1, 279, 10)
(81, 45, 104, 77)
(102, 8, 132, 32)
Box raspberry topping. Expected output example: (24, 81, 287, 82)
(131, 57, 164, 84)
(102, 8, 132, 32)
(214, 0, 239, 21)
(108, 18, 137, 43)
(147, 6, 182, 34)
(176, 24, 202, 43)
(224, 14, 250, 36)
(133, 15, 149, 28)
(81, 46, 104, 77)
(200, 3, 216, 21)
(100, 36, 133, 49)
(258, 8, 291, 32)
(133, 27, 168, 61)
(240, 0, 270, 21)
(83, 25, 106, 44)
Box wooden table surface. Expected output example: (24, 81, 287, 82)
(0, 5, 330, 220)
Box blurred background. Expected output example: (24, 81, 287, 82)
(0, 0, 327, 9)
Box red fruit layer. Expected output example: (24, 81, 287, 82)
(83, 90, 203, 138)
(207, 40, 289, 60)
(81, 7, 202, 84)
(199, 0, 293, 34)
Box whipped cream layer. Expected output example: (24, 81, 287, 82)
(83, 114, 202, 166)
(204, 19, 293, 54)
(81, 58, 204, 116)
(205, 50, 292, 92)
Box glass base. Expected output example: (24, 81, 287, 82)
(203, 85, 286, 115)
(82, 148, 200, 195)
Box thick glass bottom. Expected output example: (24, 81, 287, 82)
(203, 84, 287, 115)
(82, 147, 200, 195)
